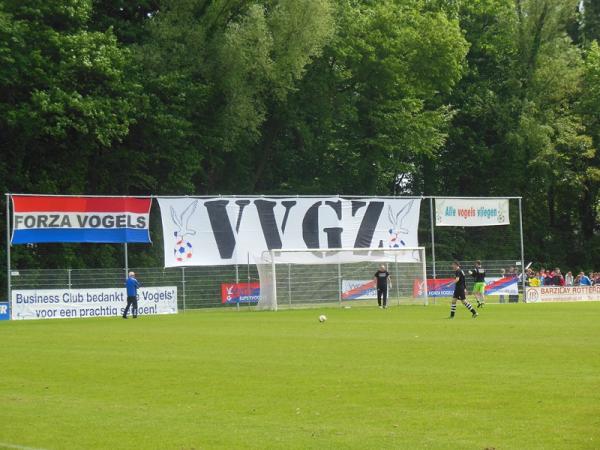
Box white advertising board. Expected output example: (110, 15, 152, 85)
(11, 287, 178, 320)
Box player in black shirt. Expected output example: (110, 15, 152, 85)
(450, 261, 478, 319)
(373, 265, 392, 309)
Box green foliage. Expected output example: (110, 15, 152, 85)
(423, 0, 599, 268)
(253, 0, 468, 193)
(582, 0, 600, 42)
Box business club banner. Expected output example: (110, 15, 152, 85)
(435, 198, 510, 227)
(11, 195, 152, 244)
(157, 197, 421, 267)
(11, 286, 177, 320)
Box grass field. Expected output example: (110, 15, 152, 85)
(1, 302, 599, 450)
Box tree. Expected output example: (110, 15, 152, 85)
(254, 0, 469, 194)
(582, 0, 600, 42)
(425, 0, 600, 267)
(0, 0, 140, 282)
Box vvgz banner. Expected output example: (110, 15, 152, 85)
(435, 198, 509, 227)
(158, 197, 421, 266)
(11, 195, 152, 244)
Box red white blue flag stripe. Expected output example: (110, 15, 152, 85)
(11, 195, 152, 244)
(342, 280, 376, 300)
(485, 276, 518, 294)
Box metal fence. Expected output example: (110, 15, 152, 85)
(9, 259, 523, 311)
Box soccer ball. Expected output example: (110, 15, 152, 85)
(174, 239, 193, 262)
(319, 315, 327, 323)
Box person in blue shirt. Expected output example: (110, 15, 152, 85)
(123, 271, 140, 319)
(577, 272, 592, 286)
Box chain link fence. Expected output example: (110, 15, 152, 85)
(8, 259, 524, 310)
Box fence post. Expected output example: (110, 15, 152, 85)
(518, 197, 526, 302)
(181, 267, 186, 312)
(337, 262, 342, 306)
(247, 253, 251, 309)
(422, 248, 429, 306)
(288, 263, 292, 307)
(124, 243, 128, 276)
(270, 250, 277, 311)
(235, 263, 240, 311)
(394, 256, 401, 307)
(67, 269, 72, 290)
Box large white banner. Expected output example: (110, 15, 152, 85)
(158, 197, 421, 266)
(525, 286, 600, 303)
(11, 287, 178, 320)
(435, 198, 509, 226)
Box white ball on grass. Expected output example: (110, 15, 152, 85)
(318, 314, 327, 323)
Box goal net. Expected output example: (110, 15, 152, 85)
(256, 247, 427, 310)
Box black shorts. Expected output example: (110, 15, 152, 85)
(453, 288, 466, 301)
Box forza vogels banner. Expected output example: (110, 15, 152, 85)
(435, 198, 510, 227)
(158, 197, 421, 266)
(11, 195, 152, 244)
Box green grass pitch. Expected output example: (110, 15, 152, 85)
(1, 302, 599, 450)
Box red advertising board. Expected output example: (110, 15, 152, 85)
(221, 282, 260, 304)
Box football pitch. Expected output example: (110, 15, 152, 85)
(1, 302, 599, 450)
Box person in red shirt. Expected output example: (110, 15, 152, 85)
(543, 270, 553, 286)
(552, 268, 565, 286)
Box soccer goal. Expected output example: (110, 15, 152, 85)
(256, 247, 428, 310)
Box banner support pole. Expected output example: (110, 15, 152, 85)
(518, 197, 526, 302)
(5, 194, 11, 311)
(124, 243, 128, 276)
(429, 197, 436, 279)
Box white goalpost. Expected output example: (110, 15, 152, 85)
(256, 247, 428, 310)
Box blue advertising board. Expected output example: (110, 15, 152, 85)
(0, 302, 10, 320)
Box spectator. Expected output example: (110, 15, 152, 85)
(552, 268, 565, 286)
(529, 272, 541, 287)
(577, 272, 592, 286)
(565, 271, 574, 286)
(543, 270, 553, 286)
(525, 268, 536, 286)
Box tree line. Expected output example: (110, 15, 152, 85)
(1, 0, 599, 284)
